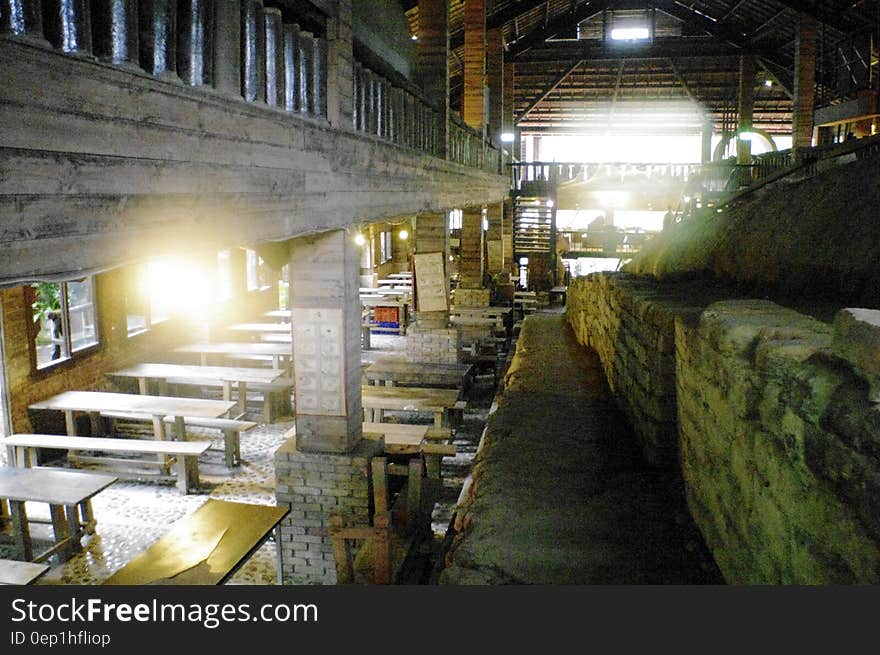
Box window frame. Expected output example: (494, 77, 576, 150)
(28, 277, 100, 373)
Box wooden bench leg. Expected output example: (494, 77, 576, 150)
(222, 429, 239, 468)
(372, 512, 391, 584)
(424, 454, 442, 480)
(64, 504, 83, 555)
(79, 499, 96, 535)
(176, 455, 200, 494)
(329, 515, 354, 584)
(406, 458, 423, 528)
(49, 504, 74, 562)
(371, 457, 389, 515)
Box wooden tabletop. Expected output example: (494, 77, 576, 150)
(4, 434, 211, 457)
(0, 559, 51, 585)
(365, 357, 473, 387)
(0, 467, 117, 505)
(361, 386, 460, 411)
(226, 322, 292, 333)
(109, 363, 285, 385)
(103, 499, 289, 585)
(29, 391, 236, 419)
(173, 342, 291, 357)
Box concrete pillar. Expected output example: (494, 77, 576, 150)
(1, 0, 47, 43)
(177, 0, 213, 86)
(325, 0, 353, 129)
(241, 0, 265, 102)
(485, 201, 503, 275)
(487, 27, 503, 147)
(462, 0, 486, 133)
(138, 0, 176, 77)
(411, 211, 455, 343)
(91, 0, 139, 67)
(288, 230, 362, 455)
(44, 0, 92, 55)
(417, 0, 449, 157)
(701, 119, 713, 163)
(459, 207, 484, 288)
(736, 54, 755, 165)
(212, 0, 240, 96)
(263, 7, 284, 107)
(792, 14, 817, 154)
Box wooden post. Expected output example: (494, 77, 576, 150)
(371, 457, 388, 515)
(407, 457, 423, 527)
(372, 511, 391, 584)
(329, 515, 354, 583)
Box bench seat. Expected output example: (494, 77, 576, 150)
(0, 559, 51, 585)
(3, 434, 210, 494)
(101, 413, 256, 468)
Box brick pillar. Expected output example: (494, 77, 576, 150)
(485, 201, 503, 275)
(288, 230, 362, 454)
(487, 27, 503, 146)
(462, 0, 486, 133)
(212, 0, 241, 96)
(737, 54, 755, 166)
(276, 230, 380, 585)
(459, 207, 484, 288)
(326, 0, 353, 129)
(792, 14, 817, 154)
(417, 0, 449, 157)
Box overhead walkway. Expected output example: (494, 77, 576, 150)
(440, 313, 721, 584)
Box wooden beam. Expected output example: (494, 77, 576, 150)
(516, 59, 583, 123)
(506, 1, 611, 57)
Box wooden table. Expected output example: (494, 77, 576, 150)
(29, 391, 236, 441)
(365, 357, 473, 389)
(173, 342, 292, 371)
(361, 386, 461, 428)
(226, 322, 292, 334)
(108, 363, 289, 417)
(0, 467, 116, 563)
(103, 499, 289, 585)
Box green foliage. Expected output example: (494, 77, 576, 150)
(31, 282, 61, 324)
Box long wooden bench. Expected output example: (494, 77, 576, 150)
(3, 434, 210, 494)
(102, 413, 256, 468)
(164, 377, 292, 423)
(0, 559, 51, 585)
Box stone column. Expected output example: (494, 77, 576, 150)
(458, 206, 485, 301)
(91, 0, 139, 67)
(486, 27, 503, 147)
(736, 54, 755, 166)
(462, 0, 486, 133)
(241, 0, 265, 102)
(212, 0, 240, 96)
(44, 0, 92, 55)
(177, 0, 213, 86)
(325, 0, 353, 128)
(417, 0, 448, 157)
(792, 14, 817, 154)
(485, 201, 503, 275)
(276, 230, 379, 585)
(287, 230, 362, 454)
(263, 6, 284, 106)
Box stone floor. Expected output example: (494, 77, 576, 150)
(1, 331, 496, 585)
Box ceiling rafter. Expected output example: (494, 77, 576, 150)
(508, 1, 611, 57)
(770, 0, 879, 35)
(516, 59, 584, 123)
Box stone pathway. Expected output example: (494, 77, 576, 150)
(440, 313, 722, 584)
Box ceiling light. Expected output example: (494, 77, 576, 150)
(411, 35, 418, 41)
(500, 132, 515, 143)
(764, 79, 773, 87)
(354, 233, 366, 246)
(398, 229, 409, 240)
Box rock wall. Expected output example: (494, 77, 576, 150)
(567, 274, 880, 583)
(566, 273, 693, 467)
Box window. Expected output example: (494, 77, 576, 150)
(246, 249, 268, 291)
(279, 264, 290, 310)
(30, 278, 99, 370)
(379, 231, 392, 264)
(448, 209, 463, 230)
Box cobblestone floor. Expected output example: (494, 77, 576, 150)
(1, 331, 498, 585)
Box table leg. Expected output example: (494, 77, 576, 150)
(274, 526, 284, 585)
(49, 504, 74, 562)
(152, 414, 170, 472)
(239, 381, 248, 417)
(65, 504, 83, 554)
(174, 416, 187, 441)
(79, 500, 96, 535)
(434, 411, 443, 429)
(137, 377, 149, 395)
(222, 380, 232, 402)
(9, 500, 32, 562)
